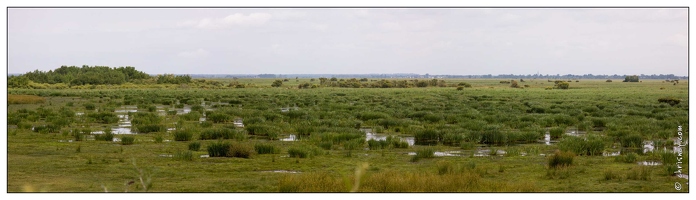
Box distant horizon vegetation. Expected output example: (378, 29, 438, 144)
(6, 65, 689, 80)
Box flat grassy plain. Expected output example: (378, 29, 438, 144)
(6, 79, 689, 192)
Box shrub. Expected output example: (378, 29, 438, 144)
(660, 151, 678, 164)
(121, 136, 135, 145)
(368, 139, 389, 150)
(228, 142, 255, 158)
(180, 111, 203, 121)
(554, 81, 569, 89)
(606, 79, 612, 82)
(460, 142, 475, 150)
(288, 146, 323, 158)
(84, 103, 96, 110)
(255, 143, 280, 154)
(188, 142, 201, 151)
(200, 128, 243, 140)
(548, 150, 575, 168)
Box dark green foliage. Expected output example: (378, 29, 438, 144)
(20, 65, 149, 85)
(441, 132, 464, 146)
(414, 129, 440, 145)
(95, 127, 114, 141)
(134, 124, 165, 133)
(121, 136, 135, 145)
(86, 112, 119, 124)
(254, 143, 280, 154)
(480, 126, 507, 145)
(271, 80, 283, 87)
(84, 103, 96, 110)
(156, 74, 192, 84)
(549, 127, 564, 139)
(180, 111, 203, 121)
(657, 97, 680, 106)
(228, 142, 255, 158)
(343, 138, 364, 151)
(368, 139, 389, 150)
(356, 111, 389, 121)
(623, 75, 639, 82)
(288, 146, 323, 158)
(548, 151, 575, 168)
(245, 124, 281, 140)
(188, 142, 201, 151)
(626, 166, 650, 180)
(173, 129, 194, 141)
(207, 113, 231, 123)
(200, 128, 245, 140)
(411, 147, 435, 162)
(660, 151, 678, 164)
(207, 141, 231, 157)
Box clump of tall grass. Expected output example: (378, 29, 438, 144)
(174, 150, 194, 161)
(205, 141, 255, 158)
(549, 127, 564, 139)
(558, 135, 605, 156)
(188, 142, 201, 151)
(367, 139, 389, 150)
(411, 147, 435, 162)
(173, 129, 194, 141)
(8, 94, 46, 104)
(254, 143, 280, 154)
(414, 129, 440, 145)
(548, 150, 575, 168)
(207, 141, 231, 157)
(621, 134, 643, 148)
(95, 128, 114, 142)
(121, 136, 135, 145)
(603, 169, 622, 180)
(659, 151, 678, 164)
(615, 152, 638, 163)
(626, 166, 651, 180)
(288, 145, 324, 158)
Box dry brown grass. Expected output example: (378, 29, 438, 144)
(7, 94, 45, 104)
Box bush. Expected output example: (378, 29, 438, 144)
(481, 127, 507, 145)
(188, 142, 201, 151)
(368, 139, 389, 150)
(548, 150, 575, 168)
(558, 135, 605, 156)
(554, 81, 569, 89)
(134, 124, 165, 133)
(606, 79, 612, 82)
(228, 142, 255, 158)
(207, 113, 232, 123)
(200, 128, 243, 140)
(255, 143, 280, 154)
(121, 136, 135, 145)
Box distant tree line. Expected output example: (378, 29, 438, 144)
(13, 65, 151, 86)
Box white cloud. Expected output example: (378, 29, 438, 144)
(177, 49, 209, 58)
(179, 12, 272, 29)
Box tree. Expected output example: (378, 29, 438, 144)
(623, 75, 639, 82)
(271, 80, 283, 87)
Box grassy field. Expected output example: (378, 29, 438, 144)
(6, 79, 689, 192)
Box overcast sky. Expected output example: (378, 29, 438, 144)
(7, 8, 688, 76)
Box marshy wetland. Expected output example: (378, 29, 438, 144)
(6, 78, 689, 192)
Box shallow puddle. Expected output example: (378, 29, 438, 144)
(407, 151, 463, 157)
(200, 155, 209, 158)
(364, 131, 414, 146)
(603, 151, 621, 156)
(159, 154, 173, 158)
(474, 149, 507, 157)
(262, 170, 300, 173)
(637, 161, 662, 166)
(280, 134, 297, 141)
